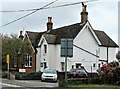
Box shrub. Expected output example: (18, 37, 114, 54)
(2, 71, 9, 78)
(88, 77, 101, 84)
(68, 78, 88, 85)
(97, 61, 120, 84)
(15, 71, 41, 80)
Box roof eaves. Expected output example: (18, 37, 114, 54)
(94, 30, 119, 48)
(25, 31, 36, 53)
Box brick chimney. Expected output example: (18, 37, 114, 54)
(80, 2, 88, 23)
(19, 31, 23, 39)
(47, 17, 53, 31)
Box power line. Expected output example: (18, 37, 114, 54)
(0, 0, 97, 12)
(0, 0, 58, 28)
(0, 0, 98, 28)
(50, 0, 97, 9)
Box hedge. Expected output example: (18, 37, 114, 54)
(15, 71, 42, 80)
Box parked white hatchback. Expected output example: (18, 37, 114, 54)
(41, 68, 58, 82)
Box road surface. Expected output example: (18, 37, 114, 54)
(1, 78, 59, 88)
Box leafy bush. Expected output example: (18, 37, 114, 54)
(15, 71, 41, 80)
(97, 61, 120, 84)
(88, 77, 101, 84)
(2, 71, 9, 78)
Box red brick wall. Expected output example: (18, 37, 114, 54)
(25, 52, 36, 72)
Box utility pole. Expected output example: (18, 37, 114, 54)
(65, 39, 68, 84)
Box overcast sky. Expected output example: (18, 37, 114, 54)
(0, 0, 119, 45)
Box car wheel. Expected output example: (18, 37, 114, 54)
(41, 79, 44, 82)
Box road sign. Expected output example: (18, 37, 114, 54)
(61, 38, 73, 57)
(60, 38, 73, 84)
(6, 54, 10, 64)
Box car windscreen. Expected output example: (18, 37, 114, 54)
(75, 69, 87, 74)
(44, 69, 56, 74)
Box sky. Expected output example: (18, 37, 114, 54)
(0, 0, 119, 47)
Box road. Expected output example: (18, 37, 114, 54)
(1, 78, 59, 88)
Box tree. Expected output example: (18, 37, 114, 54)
(2, 33, 32, 70)
(17, 38, 32, 68)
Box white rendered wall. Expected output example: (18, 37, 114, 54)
(36, 48, 41, 72)
(36, 24, 117, 73)
(73, 26, 100, 72)
(99, 47, 117, 63)
(48, 45, 57, 68)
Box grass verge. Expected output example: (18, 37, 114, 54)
(66, 84, 120, 89)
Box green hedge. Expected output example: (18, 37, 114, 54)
(2, 71, 9, 78)
(88, 77, 101, 84)
(68, 78, 88, 84)
(15, 72, 41, 80)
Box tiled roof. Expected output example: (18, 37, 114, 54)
(43, 34, 56, 44)
(26, 22, 118, 48)
(26, 31, 45, 47)
(45, 22, 86, 44)
(94, 30, 119, 47)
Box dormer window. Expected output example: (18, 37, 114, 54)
(44, 45, 47, 53)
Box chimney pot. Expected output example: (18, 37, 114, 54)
(47, 17, 53, 31)
(48, 17, 52, 22)
(19, 31, 23, 39)
(80, 3, 88, 23)
(20, 31, 22, 36)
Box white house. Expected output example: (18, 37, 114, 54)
(25, 4, 118, 73)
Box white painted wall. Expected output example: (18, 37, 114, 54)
(36, 36, 49, 72)
(48, 45, 57, 68)
(36, 47, 41, 72)
(36, 23, 117, 73)
(73, 25, 100, 72)
(99, 47, 117, 63)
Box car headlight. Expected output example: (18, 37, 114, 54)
(53, 75, 57, 78)
(42, 75, 45, 77)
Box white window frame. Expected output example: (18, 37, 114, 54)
(25, 53, 32, 67)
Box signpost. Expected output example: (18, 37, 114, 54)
(61, 38, 73, 84)
(61, 39, 73, 57)
(6, 54, 10, 79)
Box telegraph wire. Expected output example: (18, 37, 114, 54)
(0, 0, 58, 28)
(0, 0, 97, 12)
(0, 0, 98, 28)
(50, 0, 97, 9)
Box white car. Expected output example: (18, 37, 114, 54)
(41, 68, 58, 82)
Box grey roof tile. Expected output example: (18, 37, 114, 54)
(26, 22, 118, 48)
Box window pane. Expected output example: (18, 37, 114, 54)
(61, 62, 65, 71)
(30, 57, 32, 66)
(44, 45, 47, 53)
